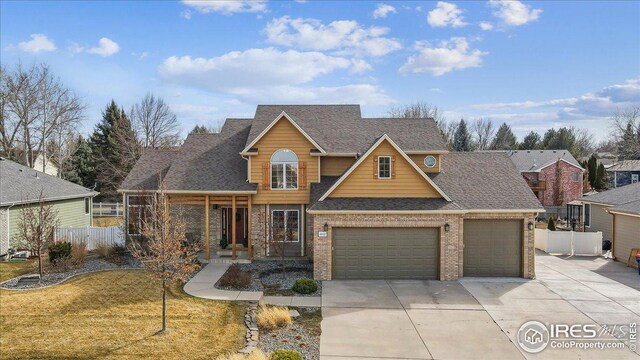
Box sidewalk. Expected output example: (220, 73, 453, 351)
(184, 262, 321, 306)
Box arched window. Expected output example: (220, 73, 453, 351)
(271, 149, 298, 190)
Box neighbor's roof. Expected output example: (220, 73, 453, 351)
(161, 119, 257, 192)
(606, 160, 640, 172)
(0, 158, 97, 206)
(608, 199, 640, 216)
(120, 147, 180, 191)
(245, 105, 448, 154)
(507, 150, 582, 172)
(309, 152, 544, 212)
(579, 182, 640, 206)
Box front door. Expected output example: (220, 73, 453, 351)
(223, 208, 248, 247)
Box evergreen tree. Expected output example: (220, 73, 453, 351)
(190, 125, 212, 134)
(595, 163, 607, 189)
(587, 155, 598, 188)
(490, 123, 518, 150)
(618, 122, 639, 160)
(62, 136, 95, 187)
(89, 101, 141, 201)
(519, 131, 541, 150)
(547, 217, 556, 231)
(452, 119, 472, 152)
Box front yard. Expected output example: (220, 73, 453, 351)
(0, 269, 246, 360)
(0, 259, 37, 283)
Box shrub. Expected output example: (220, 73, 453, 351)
(95, 244, 114, 258)
(291, 277, 318, 294)
(220, 235, 228, 249)
(48, 242, 72, 264)
(256, 305, 292, 330)
(269, 350, 302, 360)
(71, 241, 88, 266)
(218, 264, 251, 288)
(547, 217, 556, 231)
(216, 349, 268, 360)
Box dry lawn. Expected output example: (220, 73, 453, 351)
(0, 270, 245, 360)
(0, 259, 37, 282)
(93, 217, 124, 227)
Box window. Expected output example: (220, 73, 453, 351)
(378, 156, 391, 179)
(584, 203, 591, 227)
(127, 195, 153, 235)
(572, 172, 580, 182)
(424, 155, 437, 168)
(271, 149, 298, 190)
(271, 210, 299, 242)
(632, 174, 639, 184)
(84, 198, 90, 215)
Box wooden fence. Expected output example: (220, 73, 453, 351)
(92, 202, 124, 217)
(54, 226, 125, 250)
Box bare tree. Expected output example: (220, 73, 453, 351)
(15, 193, 59, 278)
(130, 93, 181, 148)
(472, 118, 495, 150)
(267, 222, 294, 279)
(552, 160, 564, 207)
(129, 182, 199, 334)
(610, 106, 640, 160)
(387, 101, 455, 149)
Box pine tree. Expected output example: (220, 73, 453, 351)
(547, 217, 556, 231)
(619, 122, 639, 160)
(62, 136, 95, 187)
(190, 125, 212, 134)
(89, 101, 141, 201)
(452, 119, 472, 152)
(490, 123, 518, 150)
(519, 131, 541, 150)
(587, 155, 598, 188)
(595, 163, 607, 189)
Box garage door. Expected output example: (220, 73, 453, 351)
(333, 228, 438, 279)
(464, 220, 522, 277)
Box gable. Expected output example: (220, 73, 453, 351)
(326, 138, 445, 199)
(242, 112, 324, 154)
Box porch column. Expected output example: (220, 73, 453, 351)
(247, 196, 253, 260)
(232, 195, 237, 260)
(205, 195, 210, 260)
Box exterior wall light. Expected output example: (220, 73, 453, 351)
(323, 222, 329, 232)
(444, 223, 450, 232)
(528, 221, 534, 230)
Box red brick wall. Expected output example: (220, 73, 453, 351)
(535, 161, 583, 206)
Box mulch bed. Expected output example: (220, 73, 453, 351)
(259, 307, 321, 360)
(0, 255, 141, 290)
(215, 260, 322, 296)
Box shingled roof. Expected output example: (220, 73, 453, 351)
(245, 105, 447, 154)
(309, 152, 544, 212)
(1, 158, 97, 206)
(507, 149, 582, 172)
(606, 160, 640, 172)
(161, 119, 257, 192)
(608, 199, 640, 216)
(579, 182, 640, 206)
(120, 147, 179, 191)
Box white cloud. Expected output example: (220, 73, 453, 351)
(264, 16, 402, 57)
(18, 34, 56, 53)
(180, 10, 192, 20)
(132, 51, 149, 60)
(489, 0, 542, 26)
(373, 4, 396, 19)
(399, 37, 487, 76)
(182, 0, 267, 15)
(479, 21, 494, 31)
(170, 103, 220, 121)
(236, 84, 393, 105)
(427, 2, 468, 28)
(87, 38, 120, 57)
(429, 88, 442, 93)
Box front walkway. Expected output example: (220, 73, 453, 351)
(184, 262, 321, 306)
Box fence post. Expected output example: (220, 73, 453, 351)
(570, 231, 575, 256)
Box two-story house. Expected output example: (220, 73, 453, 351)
(119, 105, 543, 280)
(507, 150, 584, 218)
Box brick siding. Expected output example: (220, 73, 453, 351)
(531, 161, 583, 207)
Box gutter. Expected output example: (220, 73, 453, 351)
(306, 208, 546, 215)
(0, 192, 98, 207)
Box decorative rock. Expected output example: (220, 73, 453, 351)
(289, 309, 300, 319)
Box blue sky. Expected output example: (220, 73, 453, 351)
(2, 0, 639, 141)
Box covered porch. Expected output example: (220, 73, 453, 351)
(168, 193, 253, 261)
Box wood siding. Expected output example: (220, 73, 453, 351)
(613, 214, 640, 263)
(409, 154, 441, 173)
(8, 197, 92, 248)
(321, 156, 356, 176)
(248, 116, 320, 204)
(329, 140, 443, 198)
(587, 204, 613, 241)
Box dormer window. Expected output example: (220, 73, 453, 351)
(378, 156, 391, 179)
(271, 149, 298, 190)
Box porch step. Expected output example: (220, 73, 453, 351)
(208, 258, 252, 264)
(216, 249, 248, 257)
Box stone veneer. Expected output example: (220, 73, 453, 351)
(170, 204, 221, 253)
(310, 212, 536, 281)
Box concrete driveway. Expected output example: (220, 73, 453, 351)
(320, 255, 640, 360)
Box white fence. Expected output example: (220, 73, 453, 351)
(93, 202, 124, 217)
(54, 226, 125, 250)
(535, 229, 602, 256)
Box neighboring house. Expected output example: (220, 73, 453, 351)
(607, 199, 640, 264)
(120, 105, 543, 281)
(579, 152, 618, 169)
(607, 160, 640, 188)
(0, 157, 98, 256)
(507, 150, 584, 217)
(31, 153, 59, 177)
(578, 182, 640, 262)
